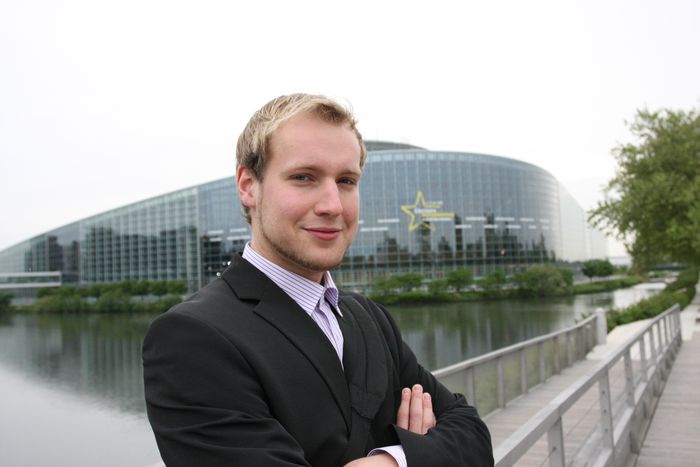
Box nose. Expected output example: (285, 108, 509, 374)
(313, 180, 343, 216)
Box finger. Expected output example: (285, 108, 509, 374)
(408, 384, 424, 433)
(396, 387, 411, 429)
(422, 393, 436, 432)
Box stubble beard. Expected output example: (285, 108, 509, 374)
(256, 206, 349, 277)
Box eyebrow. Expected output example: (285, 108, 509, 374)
(284, 164, 362, 177)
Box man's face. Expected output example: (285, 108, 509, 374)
(238, 112, 362, 282)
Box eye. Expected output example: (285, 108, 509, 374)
(290, 174, 311, 182)
(338, 177, 358, 186)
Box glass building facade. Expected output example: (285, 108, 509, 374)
(0, 144, 607, 294)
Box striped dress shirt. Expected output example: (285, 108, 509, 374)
(242, 244, 344, 365)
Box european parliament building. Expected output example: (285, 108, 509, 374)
(0, 142, 607, 296)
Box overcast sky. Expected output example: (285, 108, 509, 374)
(1, 0, 698, 256)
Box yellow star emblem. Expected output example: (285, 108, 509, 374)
(401, 191, 455, 231)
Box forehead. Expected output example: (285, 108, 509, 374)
(267, 113, 362, 168)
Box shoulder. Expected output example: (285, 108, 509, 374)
(147, 276, 251, 341)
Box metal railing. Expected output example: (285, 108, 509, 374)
(434, 312, 603, 416)
(492, 304, 682, 467)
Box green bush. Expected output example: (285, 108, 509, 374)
(33, 294, 90, 313)
(132, 280, 151, 296)
(149, 280, 169, 296)
(664, 267, 698, 294)
(167, 280, 187, 295)
(513, 265, 573, 297)
(369, 290, 452, 305)
(574, 276, 643, 294)
(581, 259, 615, 281)
(607, 267, 697, 331)
(371, 274, 425, 296)
(132, 294, 183, 314)
(607, 290, 688, 331)
(94, 291, 133, 313)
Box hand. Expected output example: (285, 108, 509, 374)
(396, 384, 436, 435)
(343, 453, 398, 466)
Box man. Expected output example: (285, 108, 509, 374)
(143, 93, 493, 466)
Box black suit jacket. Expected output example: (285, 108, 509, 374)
(143, 255, 493, 466)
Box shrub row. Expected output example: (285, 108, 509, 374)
(573, 276, 643, 294)
(28, 292, 183, 314)
(37, 279, 187, 299)
(369, 265, 646, 305)
(607, 267, 698, 331)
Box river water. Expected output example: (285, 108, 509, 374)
(0, 284, 663, 467)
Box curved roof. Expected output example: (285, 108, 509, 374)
(364, 140, 425, 151)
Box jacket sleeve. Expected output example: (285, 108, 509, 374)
(142, 309, 311, 467)
(360, 296, 494, 467)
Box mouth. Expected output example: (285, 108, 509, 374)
(304, 227, 342, 241)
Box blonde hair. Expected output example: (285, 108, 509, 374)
(236, 93, 367, 222)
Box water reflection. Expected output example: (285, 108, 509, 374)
(388, 284, 663, 370)
(0, 313, 156, 413)
(0, 284, 662, 466)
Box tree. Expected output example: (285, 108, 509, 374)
(427, 279, 448, 295)
(477, 270, 508, 297)
(393, 273, 424, 292)
(581, 259, 614, 281)
(446, 267, 473, 293)
(590, 107, 700, 268)
(372, 276, 398, 296)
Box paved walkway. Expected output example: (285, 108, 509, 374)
(485, 283, 700, 466)
(484, 314, 650, 465)
(634, 285, 700, 467)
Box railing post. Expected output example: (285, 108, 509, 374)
(596, 307, 607, 346)
(553, 335, 561, 374)
(598, 372, 615, 458)
(497, 357, 505, 408)
(547, 417, 565, 467)
(624, 348, 642, 453)
(639, 333, 648, 382)
(623, 349, 635, 407)
(520, 349, 528, 394)
(539, 341, 546, 383)
(660, 317, 667, 348)
(577, 327, 583, 359)
(465, 367, 476, 407)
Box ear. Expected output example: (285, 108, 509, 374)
(236, 166, 258, 210)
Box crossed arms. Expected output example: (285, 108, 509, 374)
(143, 289, 493, 466)
(345, 384, 436, 467)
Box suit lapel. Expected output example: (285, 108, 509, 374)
(221, 255, 352, 430)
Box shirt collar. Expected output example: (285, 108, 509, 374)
(242, 243, 341, 317)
